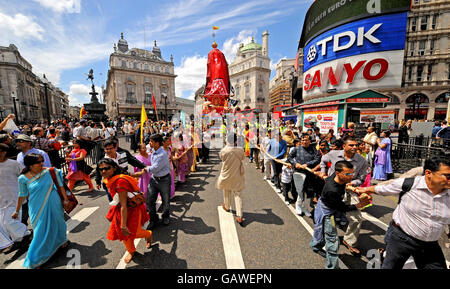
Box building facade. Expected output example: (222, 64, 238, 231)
(298, 0, 449, 122)
(269, 58, 296, 111)
(229, 31, 271, 113)
(104, 33, 177, 120)
(0, 44, 69, 124)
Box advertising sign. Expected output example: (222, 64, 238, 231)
(304, 13, 407, 72)
(303, 50, 405, 97)
(299, 0, 411, 47)
(303, 105, 339, 134)
(360, 110, 395, 123)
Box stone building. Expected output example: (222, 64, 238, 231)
(228, 31, 271, 112)
(382, 0, 450, 121)
(269, 58, 296, 111)
(0, 44, 41, 123)
(104, 33, 177, 120)
(0, 44, 69, 124)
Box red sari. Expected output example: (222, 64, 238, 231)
(104, 175, 150, 241)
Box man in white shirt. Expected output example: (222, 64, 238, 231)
(362, 126, 378, 159)
(0, 144, 31, 253)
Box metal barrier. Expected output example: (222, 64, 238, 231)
(395, 136, 450, 149)
(57, 134, 132, 176)
(391, 143, 448, 174)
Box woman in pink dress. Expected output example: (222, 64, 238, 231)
(162, 133, 176, 199)
(133, 143, 152, 201)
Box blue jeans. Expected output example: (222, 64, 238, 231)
(147, 174, 172, 221)
(310, 215, 340, 269)
(292, 172, 310, 216)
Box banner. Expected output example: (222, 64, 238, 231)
(140, 105, 148, 144)
(360, 110, 395, 123)
(303, 105, 339, 134)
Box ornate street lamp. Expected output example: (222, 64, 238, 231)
(11, 91, 19, 124)
(162, 93, 168, 121)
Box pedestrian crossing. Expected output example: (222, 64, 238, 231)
(264, 178, 450, 269)
(5, 206, 99, 269)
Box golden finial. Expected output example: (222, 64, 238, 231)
(212, 40, 218, 48)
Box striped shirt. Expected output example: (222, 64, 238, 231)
(375, 176, 450, 242)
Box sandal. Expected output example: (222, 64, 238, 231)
(378, 248, 385, 265)
(342, 240, 360, 255)
(124, 252, 134, 264)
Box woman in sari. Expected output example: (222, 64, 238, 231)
(65, 139, 94, 192)
(244, 124, 250, 157)
(162, 133, 176, 199)
(13, 153, 70, 269)
(373, 130, 393, 181)
(133, 143, 152, 202)
(100, 158, 152, 264)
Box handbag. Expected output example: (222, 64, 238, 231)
(49, 167, 78, 214)
(127, 191, 145, 208)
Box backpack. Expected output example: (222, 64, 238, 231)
(398, 177, 415, 204)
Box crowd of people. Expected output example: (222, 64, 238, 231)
(0, 112, 449, 269)
(217, 118, 449, 269)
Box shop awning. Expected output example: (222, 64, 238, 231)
(300, 89, 390, 109)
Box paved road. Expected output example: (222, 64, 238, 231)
(1, 140, 449, 269)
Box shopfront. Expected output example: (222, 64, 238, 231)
(300, 89, 394, 134)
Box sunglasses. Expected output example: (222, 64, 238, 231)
(99, 166, 112, 172)
(435, 172, 450, 180)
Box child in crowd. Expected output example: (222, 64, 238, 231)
(281, 158, 295, 205)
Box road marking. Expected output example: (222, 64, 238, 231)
(217, 206, 245, 269)
(265, 180, 349, 269)
(361, 212, 389, 231)
(6, 206, 99, 269)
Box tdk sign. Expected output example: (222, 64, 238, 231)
(303, 13, 407, 72)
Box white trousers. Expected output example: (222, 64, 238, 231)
(223, 190, 243, 218)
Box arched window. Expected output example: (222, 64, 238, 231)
(405, 93, 429, 120)
(435, 92, 449, 103)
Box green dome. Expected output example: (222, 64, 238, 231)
(240, 38, 262, 53)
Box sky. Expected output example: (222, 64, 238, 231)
(0, 0, 313, 106)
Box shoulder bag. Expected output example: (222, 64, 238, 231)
(49, 167, 78, 214)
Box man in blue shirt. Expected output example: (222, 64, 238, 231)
(145, 134, 172, 228)
(431, 121, 441, 138)
(267, 132, 287, 192)
(15, 134, 52, 167)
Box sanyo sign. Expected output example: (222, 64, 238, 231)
(303, 13, 407, 73)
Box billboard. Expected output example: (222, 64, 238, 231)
(360, 110, 395, 123)
(302, 12, 407, 98)
(299, 0, 411, 48)
(303, 105, 339, 134)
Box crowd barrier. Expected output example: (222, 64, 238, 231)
(391, 143, 447, 174)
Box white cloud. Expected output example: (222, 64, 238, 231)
(174, 55, 207, 100)
(33, 0, 81, 14)
(0, 12, 45, 40)
(221, 29, 255, 64)
(68, 83, 103, 106)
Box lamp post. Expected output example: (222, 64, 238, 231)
(162, 93, 168, 121)
(40, 74, 51, 125)
(289, 66, 296, 106)
(11, 91, 19, 124)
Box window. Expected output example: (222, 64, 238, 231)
(430, 39, 435, 54)
(413, 0, 419, 4)
(418, 40, 426, 55)
(133, 62, 138, 69)
(411, 17, 417, 32)
(420, 16, 428, 31)
(416, 65, 423, 82)
(235, 86, 240, 98)
(155, 66, 159, 72)
(165, 67, 169, 73)
(127, 76, 134, 82)
(245, 83, 250, 101)
(432, 14, 438, 29)
(409, 42, 415, 56)
(122, 60, 127, 68)
(145, 64, 150, 71)
(126, 84, 136, 103)
(0, 79, 2, 89)
(144, 85, 152, 104)
(259, 83, 263, 93)
(427, 65, 432, 81)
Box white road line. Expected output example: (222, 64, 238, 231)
(361, 212, 389, 231)
(265, 180, 349, 269)
(217, 206, 245, 269)
(6, 206, 99, 269)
